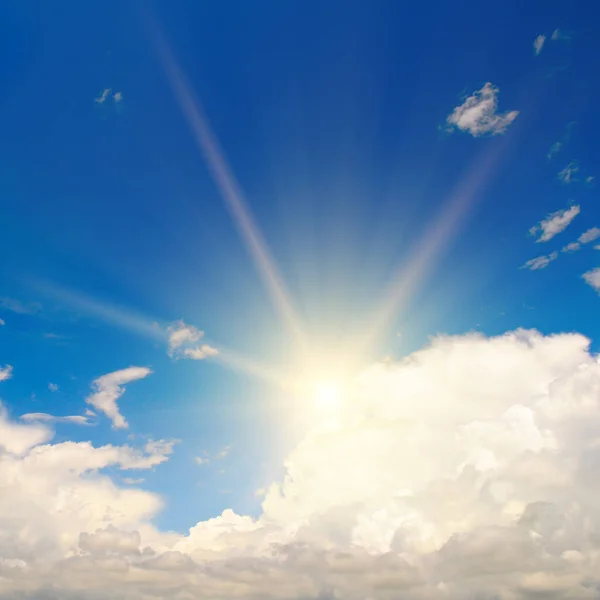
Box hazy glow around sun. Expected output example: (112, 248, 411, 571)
(313, 380, 343, 411)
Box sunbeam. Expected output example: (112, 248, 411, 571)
(147, 18, 307, 353)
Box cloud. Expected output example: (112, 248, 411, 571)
(530, 204, 580, 242)
(533, 34, 545, 55)
(582, 267, 600, 292)
(48, 383, 59, 392)
(122, 477, 145, 485)
(195, 445, 229, 466)
(0, 318, 4, 326)
(21, 413, 91, 426)
(195, 456, 209, 466)
(578, 227, 600, 244)
(0, 365, 13, 382)
(0, 296, 42, 315)
(558, 161, 579, 183)
(113, 91, 123, 103)
(4, 330, 600, 596)
(86, 367, 152, 429)
(547, 141, 561, 159)
(521, 252, 558, 270)
(586, 175, 595, 184)
(551, 28, 572, 41)
(446, 82, 519, 137)
(167, 320, 219, 361)
(94, 88, 111, 104)
(560, 227, 600, 254)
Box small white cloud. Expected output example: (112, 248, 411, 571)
(446, 82, 519, 137)
(547, 141, 561, 159)
(533, 34, 546, 55)
(531, 204, 580, 242)
(21, 413, 90, 426)
(579, 227, 600, 244)
(0, 318, 4, 326)
(48, 383, 59, 392)
(562, 242, 581, 253)
(582, 268, 600, 292)
(0, 365, 13, 382)
(167, 321, 219, 361)
(195, 456, 209, 466)
(183, 345, 219, 360)
(94, 88, 112, 104)
(586, 175, 595, 184)
(113, 91, 123, 103)
(558, 161, 579, 183)
(551, 28, 571, 41)
(216, 445, 231, 459)
(86, 367, 152, 429)
(521, 252, 559, 270)
(84, 408, 96, 417)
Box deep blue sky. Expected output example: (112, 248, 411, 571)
(1, 0, 599, 532)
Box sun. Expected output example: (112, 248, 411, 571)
(313, 380, 343, 412)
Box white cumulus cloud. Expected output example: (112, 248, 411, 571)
(446, 82, 519, 137)
(2, 330, 600, 597)
(86, 367, 152, 429)
(530, 204, 580, 242)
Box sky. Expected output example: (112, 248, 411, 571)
(1, 0, 600, 598)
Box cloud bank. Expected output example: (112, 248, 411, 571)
(1, 330, 600, 598)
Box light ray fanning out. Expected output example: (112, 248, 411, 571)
(149, 22, 306, 351)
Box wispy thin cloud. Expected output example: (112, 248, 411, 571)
(533, 34, 546, 55)
(551, 28, 572, 41)
(48, 383, 59, 392)
(562, 242, 580, 253)
(446, 82, 519, 137)
(558, 161, 579, 183)
(521, 252, 559, 270)
(0, 318, 4, 326)
(113, 91, 123, 103)
(0, 297, 42, 315)
(20, 413, 91, 426)
(561, 227, 600, 254)
(547, 141, 561, 159)
(94, 88, 112, 104)
(530, 204, 580, 242)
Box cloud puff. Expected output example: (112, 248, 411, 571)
(3, 330, 600, 597)
(533, 34, 545, 55)
(0, 318, 4, 326)
(446, 82, 519, 137)
(86, 367, 152, 429)
(167, 321, 219, 361)
(521, 252, 558, 270)
(0, 365, 13, 382)
(582, 267, 600, 293)
(48, 383, 59, 392)
(529, 204, 580, 242)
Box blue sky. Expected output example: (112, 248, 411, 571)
(1, 1, 600, 597)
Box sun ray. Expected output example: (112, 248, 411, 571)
(147, 20, 307, 353)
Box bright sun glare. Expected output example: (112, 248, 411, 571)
(313, 380, 343, 411)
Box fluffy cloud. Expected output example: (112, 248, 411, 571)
(562, 227, 600, 253)
(86, 367, 152, 429)
(446, 82, 519, 137)
(2, 329, 600, 598)
(48, 382, 59, 392)
(521, 251, 558, 270)
(0, 364, 13, 382)
(530, 204, 580, 242)
(582, 267, 600, 292)
(533, 34, 545, 55)
(167, 320, 219, 360)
